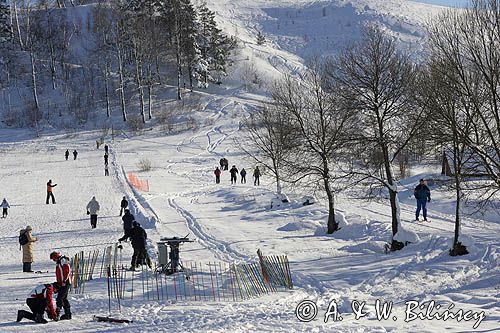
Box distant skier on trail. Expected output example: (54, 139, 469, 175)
(214, 167, 221, 184)
(46, 180, 57, 204)
(119, 221, 150, 271)
(50, 251, 72, 320)
(86, 196, 100, 229)
(20, 226, 37, 272)
(1, 198, 10, 218)
(104, 153, 109, 165)
(72, 150, 78, 160)
(414, 179, 431, 222)
(104, 144, 109, 154)
(122, 209, 135, 232)
(17, 283, 59, 324)
(240, 168, 247, 184)
(64, 150, 69, 161)
(229, 165, 238, 184)
(253, 166, 261, 186)
(120, 196, 128, 216)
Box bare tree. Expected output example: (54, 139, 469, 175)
(272, 62, 357, 234)
(329, 25, 422, 250)
(428, 0, 500, 209)
(242, 104, 297, 194)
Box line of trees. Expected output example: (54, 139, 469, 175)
(0, 0, 236, 128)
(245, 0, 500, 255)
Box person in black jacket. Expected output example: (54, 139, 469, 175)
(104, 154, 109, 166)
(121, 209, 135, 232)
(72, 150, 78, 160)
(64, 150, 69, 161)
(414, 179, 431, 221)
(229, 165, 238, 184)
(118, 221, 150, 270)
(120, 197, 128, 216)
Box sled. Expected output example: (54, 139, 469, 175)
(93, 315, 132, 323)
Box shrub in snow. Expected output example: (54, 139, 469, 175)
(138, 158, 152, 172)
(301, 196, 316, 206)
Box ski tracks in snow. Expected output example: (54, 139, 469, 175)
(168, 198, 248, 263)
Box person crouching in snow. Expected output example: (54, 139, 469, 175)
(1, 198, 10, 218)
(20, 226, 37, 272)
(86, 196, 100, 229)
(17, 283, 59, 324)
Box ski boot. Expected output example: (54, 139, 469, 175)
(60, 313, 72, 320)
(17, 310, 26, 322)
(34, 313, 48, 324)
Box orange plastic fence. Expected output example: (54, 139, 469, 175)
(128, 173, 150, 192)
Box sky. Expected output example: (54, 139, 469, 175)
(411, 0, 469, 7)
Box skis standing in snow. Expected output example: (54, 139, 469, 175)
(46, 180, 57, 204)
(86, 196, 100, 229)
(17, 283, 59, 324)
(50, 251, 72, 320)
(20, 226, 37, 272)
(414, 179, 431, 221)
(1, 198, 10, 217)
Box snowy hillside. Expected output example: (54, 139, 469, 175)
(0, 0, 499, 332)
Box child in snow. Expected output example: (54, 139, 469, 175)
(17, 283, 59, 324)
(1, 198, 10, 217)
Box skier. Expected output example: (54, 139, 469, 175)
(86, 196, 100, 229)
(50, 251, 72, 320)
(120, 196, 128, 216)
(122, 208, 135, 233)
(214, 167, 221, 184)
(414, 179, 431, 221)
(104, 153, 109, 166)
(104, 164, 109, 176)
(229, 165, 238, 184)
(253, 166, 261, 186)
(64, 150, 69, 161)
(72, 150, 78, 160)
(46, 180, 57, 204)
(1, 197, 10, 218)
(119, 221, 150, 270)
(17, 283, 59, 324)
(104, 144, 109, 154)
(240, 168, 247, 184)
(20, 226, 37, 272)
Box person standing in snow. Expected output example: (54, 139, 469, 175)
(72, 150, 78, 160)
(120, 196, 128, 216)
(253, 166, 261, 186)
(64, 150, 69, 161)
(104, 153, 109, 166)
(17, 283, 59, 324)
(119, 221, 150, 270)
(20, 226, 37, 272)
(240, 168, 247, 184)
(219, 158, 224, 170)
(46, 180, 57, 204)
(229, 165, 238, 184)
(1, 198, 10, 218)
(414, 179, 431, 221)
(86, 196, 100, 229)
(50, 251, 72, 320)
(122, 209, 135, 233)
(214, 167, 221, 184)
(104, 164, 109, 176)
(104, 144, 109, 154)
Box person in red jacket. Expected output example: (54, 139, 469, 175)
(214, 167, 221, 184)
(50, 251, 72, 320)
(17, 283, 59, 324)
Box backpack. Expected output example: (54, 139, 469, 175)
(19, 231, 29, 246)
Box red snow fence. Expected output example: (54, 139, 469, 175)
(128, 173, 150, 192)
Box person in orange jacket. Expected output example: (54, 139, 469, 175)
(46, 180, 57, 204)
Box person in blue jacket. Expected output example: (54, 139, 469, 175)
(414, 179, 431, 221)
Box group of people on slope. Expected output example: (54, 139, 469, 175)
(64, 150, 78, 161)
(17, 251, 72, 324)
(214, 162, 261, 186)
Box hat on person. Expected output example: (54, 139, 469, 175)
(50, 251, 61, 260)
(26, 225, 32, 231)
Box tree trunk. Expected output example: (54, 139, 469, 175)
(322, 158, 338, 234)
(117, 45, 127, 122)
(13, 2, 23, 49)
(104, 61, 110, 118)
